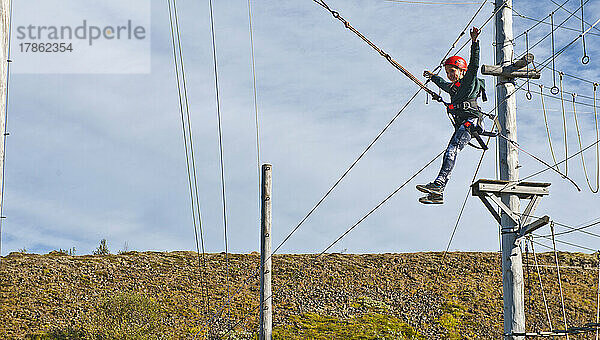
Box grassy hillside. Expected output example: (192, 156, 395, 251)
(0, 251, 598, 339)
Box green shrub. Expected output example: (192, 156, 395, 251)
(83, 292, 165, 339)
(93, 239, 110, 255)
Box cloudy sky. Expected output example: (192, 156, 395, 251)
(1, 0, 599, 256)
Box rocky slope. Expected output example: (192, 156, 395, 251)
(0, 251, 598, 339)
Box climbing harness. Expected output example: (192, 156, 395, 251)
(446, 83, 497, 150)
(580, 0, 590, 64)
(571, 85, 599, 193)
(550, 13, 560, 95)
(311, 0, 499, 151)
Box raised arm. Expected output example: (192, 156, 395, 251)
(424, 70, 452, 94)
(463, 27, 480, 83)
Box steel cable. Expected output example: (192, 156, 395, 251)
(247, 0, 261, 193)
(207, 0, 232, 324)
(551, 222, 571, 339)
(201, 1, 513, 332)
(513, 10, 600, 38)
(217, 149, 446, 339)
(531, 238, 555, 330)
(439, 137, 490, 270)
(550, 0, 600, 35)
(166, 0, 210, 321)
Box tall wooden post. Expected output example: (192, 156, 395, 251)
(495, 0, 525, 338)
(0, 0, 11, 255)
(259, 164, 272, 340)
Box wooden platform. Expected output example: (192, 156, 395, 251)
(471, 179, 550, 199)
(471, 179, 551, 236)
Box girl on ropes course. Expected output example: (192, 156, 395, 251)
(417, 27, 487, 204)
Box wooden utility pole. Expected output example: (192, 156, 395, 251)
(0, 0, 11, 254)
(259, 164, 272, 340)
(494, 0, 525, 338)
(477, 28, 551, 335)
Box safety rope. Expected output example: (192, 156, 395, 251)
(246, 1, 261, 333)
(439, 137, 490, 269)
(525, 31, 532, 100)
(559, 72, 569, 176)
(531, 238, 554, 330)
(166, 0, 211, 326)
(208, 0, 231, 324)
(550, 13, 560, 95)
(544, 218, 600, 239)
(217, 149, 446, 339)
(320, 149, 444, 254)
(540, 16, 600, 70)
(485, 19, 600, 194)
(438, 0, 488, 65)
(525, 238, 532, 321)
(201, 83, 429, 338)
(497, 133, 581, 191)
(514, 0, 591, 62)
(535, 232, 597, 252)
(513, 10, 600, 38)
(539, 84, 561, 174)
(525, 81, 598, 107)
(247, 0, 261, 189)
(272, 89, 423, 256)
(311, 0, 446, 104)
(200, 2, 500, 331)
(513, 12, 551, 42)
(572, 89, 599, 193)
(580, 0, 589, 64)
(551, 222, 570, 339)
(550, 0, 600, 35)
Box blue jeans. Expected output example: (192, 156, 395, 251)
(435, 123, 473, 190)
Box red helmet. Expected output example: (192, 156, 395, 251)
(444, 56, 467, 71)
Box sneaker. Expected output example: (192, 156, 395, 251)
(419, 193, 444, 205)
(416, 182, 444, 195)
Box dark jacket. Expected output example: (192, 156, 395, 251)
(431, 41, 485, 124)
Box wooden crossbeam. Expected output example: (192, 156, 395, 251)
(484, 192, 520, 225)
(521, 195, 541, 226)
(481, 53, 541, 79)
(472, 179, 550, 199)
(519, 215, 550, 237)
